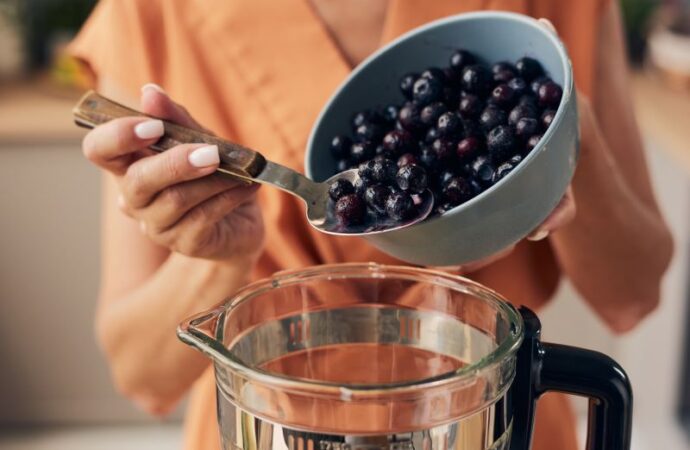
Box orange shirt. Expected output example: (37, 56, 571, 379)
(71, 1, 609, 449)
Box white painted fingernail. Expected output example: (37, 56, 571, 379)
(139, 221, 147, 234)
(188, 145, 219, 168)
(134, 119, 164, 139)
(117, 194, 126, 210)
(141, 83, 166, 94)
(527, 230, 550, 241)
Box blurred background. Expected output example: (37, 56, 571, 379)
(0, 0, 689, 449)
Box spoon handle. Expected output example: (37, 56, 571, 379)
(72, 91, 266, 180)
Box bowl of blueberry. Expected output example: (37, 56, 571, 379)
(306, 11, 578, 266)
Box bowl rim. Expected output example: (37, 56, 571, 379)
(305, 11, 574, 222)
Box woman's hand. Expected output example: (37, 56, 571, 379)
(82, 84, 265, 263)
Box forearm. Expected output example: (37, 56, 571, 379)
(550, 114, 673, 333)
(96, 252, 254, 414)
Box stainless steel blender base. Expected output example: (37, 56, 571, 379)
(216, 388, 512, 450)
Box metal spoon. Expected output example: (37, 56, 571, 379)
(72, 91, 433, 236)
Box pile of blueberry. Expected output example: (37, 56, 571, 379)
(328, 49, 563, 226)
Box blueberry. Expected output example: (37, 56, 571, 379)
(541, 109, 557, 129)
(461, 64, 492, 95)
(375, 144, 386, 156)
(469, 179, 484, 196)
(456, 136, 482, 162)
(526, 134, 543, 152)
(382, 130, 416, 157)
(352, 110, 384, 129)
(425, 126, 440, 144)
(518, 94, 539, 109)
(449, 49, 476, 73)
(507, 77, 528, 97)
(350, 142, 375, 163)
(493, 69, 516, 84)
(439, 169, 456, 187)
(413, 76, 444, 106)
(530, 76, 549, 95)
(398, 103, 425, 133)
(330, 135, 352, 159)
(443, 177, 472, 206)
(492, 61, 516, 75)
(471, 156, 496, 188)
(515, 57, 544, 81)
(493, 161, 516, 182)
(335, 159, 350, 172)
(421, 102, 448, 126)
(462, 119, 483, 138)
(364, 184, 390, 215)
(419, 146, 439, 171)
(400, 73, 418, 100)
(329, 179, 355, 201)
(509, 154, 523, 165)
(431, 138, 457, 163)
(354, 177, 368, 196)
(370, 158, 397, 183)
(386, 191, 416, 221)
(396, 164, 428, 194)
(490, 84, 516, 108)
(508, 104, 538, 126)
(421, 67, 446, 81)
(443, 86, 461, 106)
(355, 122, 385, 143)
(458, 94, 482, 118)
(487, 125, 517, 162)
(358, 159, 377, 180)
(383, 105, 399, 124)
(443, 67, 460, 85)
(479, 105, 507, 132)
(515, 117, 540, 141)
(335, 194, 367, 226)
(397, 152, 419, 167)
(436, 112, 462, 138)
(538, 81, 563, 108)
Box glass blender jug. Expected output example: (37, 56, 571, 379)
(178, 263, 632, 450)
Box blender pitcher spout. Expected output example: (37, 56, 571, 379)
(177, 306, 230, 364)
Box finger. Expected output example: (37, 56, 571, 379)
(82, 117, 165, 175)
(527, 187, 576, 241)
(153, 185, 260, 250)
(461, 245, 516, 272)
(140, 84, 206, 130)
(122, 143, 221, 209)
(127, 176, 244, 231)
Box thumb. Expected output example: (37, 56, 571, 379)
(139, 83, 205, 131)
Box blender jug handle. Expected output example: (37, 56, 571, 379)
(509, 307, 633, 450)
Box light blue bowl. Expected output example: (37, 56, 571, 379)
(306, 12, 578, 266)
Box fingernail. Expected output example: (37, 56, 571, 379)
(139, 221, 147, 234)
(527, 230, 550, 241)
(134, 119, 164, 139)
(189, 145, 220, 168)
(117, 194, 126, 210)
(141, 83, 166, 94)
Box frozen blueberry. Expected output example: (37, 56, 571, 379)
(490, 84, 516, 108)
(354, 177, 368, 196)
(469, 179, 484, 196)
(386, 191, 416, 221)
(515, 117, 540, 141)
(335, 159, 350, 172)
(329, 179, 355, 201)
(487, 125, 517, 162)
(352, 110, 384, 129)
(518, 94, 539, 109)
(443, 67, 460, 85)
(396, 164, 428, 194)
(538, 81, 563, 108)
(364, 184, 390, 215)
(516, 57, 544, 81)
(479, 105, 507, 132)
(413, 76, 444, 106)
(421, 102, 448, 126)
(355, 122, 385, 143)
(443, 177, 472, 206)
(419, 146, 439, 171)
(383, 104, 399, 124)
(399, 73, 418, 100)
(335, 194, 367, 226)
(493, 69, 516, 84)
(370, 158, 397, 183)
(449, 49, 476, 73)
(456, 136, 482, 162)
(431, 138, 457, 163)
(436, 112, 462, 138)
(541, 109, 557, 129)
(397, 152, 419, 167)
(461, 64, 492, 95)
(471, 156, 496, 188)
(508, 103, 539, 126)
(507, 77, 528, 97)
(494, 161, 516, 182)
(526, 134, 543, 152)
(462, 119, 483, 138)
(350, 142, 375, 163)
(492, 61, 516, 75)
(443, 86, 461, 106)
(458, 94, 482, 118)
(421, 67, 446, 82)
(358, 159, 376, 180)
(382, 130, 416, 157)
(439, 169, 456, 187)
(398, 103, 425, 133)
(425, 126, 440, 144)
(330, 135, 351, 159)
(530, 76, 549, 95)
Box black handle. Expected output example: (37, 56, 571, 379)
(510, 307, 633, 450)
